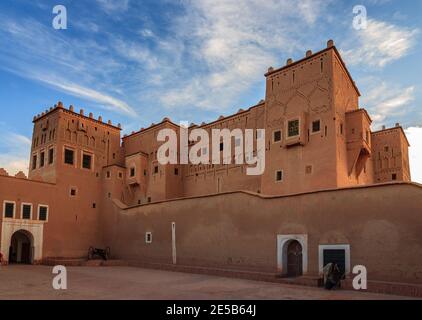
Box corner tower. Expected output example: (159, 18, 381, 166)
(29, 101, 122, 184)
(261, 40, 346, 195)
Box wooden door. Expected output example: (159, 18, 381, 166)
(287, 240, 303, 277)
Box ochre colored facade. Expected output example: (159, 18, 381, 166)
(1, 41, 420, 288)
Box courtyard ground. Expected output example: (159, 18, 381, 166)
(0, 265, 413, 300)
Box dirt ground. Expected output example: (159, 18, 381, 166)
(0, 265, 413, 300)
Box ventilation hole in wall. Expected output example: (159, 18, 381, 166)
(305, 165, 313, 174)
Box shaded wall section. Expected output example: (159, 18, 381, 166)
(103, 182, 422, 284)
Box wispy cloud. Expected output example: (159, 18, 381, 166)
(41, 76, 138, 116)
(0, 131, 31, 175)
(96, 0, 130, 14)
(0, 14, 137, 116)
(361, 79, 415, 128)
(157, 0, 331, 111)
(342, 18, 419, 67)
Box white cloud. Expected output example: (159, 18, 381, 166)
(96, 0, 129, 13)
(405, 127, 422, 184)
(36, 74, 138, 116)
(360, 80, 415, 128)
(0, 15, 137, 117)
(159, 0, 330, 110)
(342, 18, 419, 67)
(0, 132, 31, 176)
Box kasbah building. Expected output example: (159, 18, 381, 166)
(1, 40, 421, 296)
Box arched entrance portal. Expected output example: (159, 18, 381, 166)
(8, 230, 34, 264)
(286, 240, 303, 277)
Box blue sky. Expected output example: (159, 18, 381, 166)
(0, 0, 421, 181)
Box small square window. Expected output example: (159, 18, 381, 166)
(288, 119, 300, 137)
(147, 197, 151, 203)
(82, 153, 92, 169)
(392, 173, 397, 180)
(174, 168, 179, 175)
(273, 130, 281, 143)
(38, 205, 48, 221)
(130, 167, 136, 177)
(143, 169, 147, 176)
(118, 172, 123, 179)
(92, 203, 96, 209)
(312, 120, 321, 133)
(106, 171, 111, 178)
(305, 165, 313, 174)
(70, 188, 77, 197)
(275, 170, 283, 182)
(4, 202, 15, 218)
(145, 232, 152, 244)
(384, 146, 389, 152)
(64, 148, 74, 165)
(22, 204, 32, 219)
(154, 166, 158, 174)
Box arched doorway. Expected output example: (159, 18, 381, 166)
(8, 230, 33, 264)
(286, 240, 303, 277)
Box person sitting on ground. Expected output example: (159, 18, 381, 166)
(323, 262, 342, 290)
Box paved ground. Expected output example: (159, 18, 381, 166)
(0, 265, 412, 300)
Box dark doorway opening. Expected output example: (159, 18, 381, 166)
(286, 240, 303, 277)
(323, 249, 346, 275)
(9, 230, 33, 264)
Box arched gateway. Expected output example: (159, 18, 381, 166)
(9, 230, 34, 264)
(0, 222, 43, 265)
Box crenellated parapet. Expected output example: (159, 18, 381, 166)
(32, 101, 121, 130)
